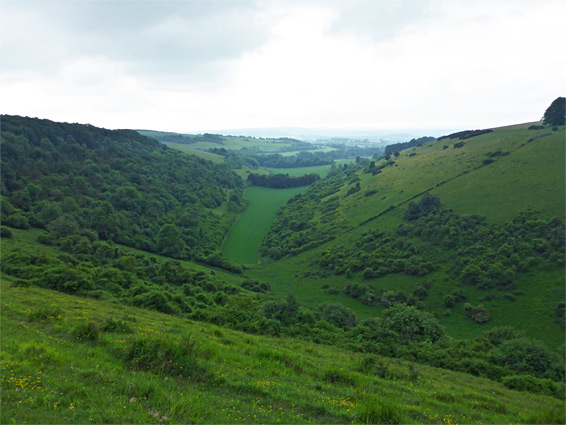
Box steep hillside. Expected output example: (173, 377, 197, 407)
(0, 115, 245, 263)
(252, 122, 565, 346)
(2, 280, 564, 424)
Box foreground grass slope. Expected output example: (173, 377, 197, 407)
(2, 280, 563, 424)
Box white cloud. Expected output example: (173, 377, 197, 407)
(1, 0, 564, 132)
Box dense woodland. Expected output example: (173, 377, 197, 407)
(0, 115, 246, 264)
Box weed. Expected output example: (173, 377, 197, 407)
(124, 335, 207, 379)
(72, 321, 100, 343)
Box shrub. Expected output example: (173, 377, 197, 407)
(101, 318, 133, 333)
(489, 338, 564, 380)
(502, 374, 565, 398)
(323, 368, 355, 386)
(355, 395, 403, 424)
(0, 226, 13, 238)
(318, 303, 357, 330)
(380, 304, 445, 344)
(464, 303, 490, 323)
(124, 335, 206, 379)
(5, 213, 30, 229)
(72, 322, 100, 343)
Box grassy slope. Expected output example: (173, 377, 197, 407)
(222, 186, 306, 264)
(249, 123, 566, 346)
(161, 142, 226, 163)
(2, 280, 563, 424)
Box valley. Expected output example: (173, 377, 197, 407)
(1, 101, 565, 423)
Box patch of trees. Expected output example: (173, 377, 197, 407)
(254, 151, 333, 168)
(397, 207, 564, 290)
(405, 193, 443, 220)
(384, 136, 435, 155)
(543, 97, 565, 126)
(0, 115, 245, 265)
(260, 167, 359, 259)
(438, 129, 493, 140)
(247, 173, 320, 188)
(319, 230, 435, 278)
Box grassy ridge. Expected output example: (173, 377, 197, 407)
(250, 123, 566, 346)
(222, 186, 305, 264)
(2, 280, 563, 424)
(161, 142, 226, 163)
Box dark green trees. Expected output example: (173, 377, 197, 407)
(543, 97, 565, 126)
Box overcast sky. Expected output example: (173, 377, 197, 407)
(1, 0, 564, 134)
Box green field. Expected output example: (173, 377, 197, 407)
(2, 280, 563, 424)
(162, 142, 225, 163)
(222, 186, 306, 264)
(265, 164, 333, 178)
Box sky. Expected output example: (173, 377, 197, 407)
(1, 0, 564, 135)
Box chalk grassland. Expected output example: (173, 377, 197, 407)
(158, 142, 226, 163)
(138, 130, 314, 153)
(1, 280, 563, 424)
(222, 186, 305, 264)
(265, 165, 333, 178)
(341, 123, 565, 230)
(247, 123, 566, 346)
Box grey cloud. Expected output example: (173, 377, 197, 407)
(328, 0, 436, 41)
(1, 0, 272, 84)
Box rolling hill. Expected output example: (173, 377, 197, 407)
(1, 107, 565, 423)
(248, 121, 565, 347)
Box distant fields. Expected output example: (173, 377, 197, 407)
(265, 164, 333, 178)
(161, 142, 225, 163)
(222, 186, 306, 264)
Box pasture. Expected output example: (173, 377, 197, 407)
(222, 186, 306, 264)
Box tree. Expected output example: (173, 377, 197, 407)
(380, 304, 444, 344)
(543, 97, 565, 126)
(156, 224, 185, 258)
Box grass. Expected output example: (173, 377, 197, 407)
(1, 279, 564, 424)
(247, 123, 566, 347)
(222, 186, 306, 264)
(161, 142, 225, 163)
(265, 164, 333, 178)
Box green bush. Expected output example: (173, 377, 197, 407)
(464, 303, 490, 323)
(489, 338, 564, 380)
(72, 322, 100, 343)
(0, 226, 13, 238)
(502, 374, 565, 399)
(380, 304, 445, 344)
(355, 395, 403, 424)
(124, 335, 206, 379)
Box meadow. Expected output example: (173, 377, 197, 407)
(222, 186, 306, 264)
(2, 279, 563, 424)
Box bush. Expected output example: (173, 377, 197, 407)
(502, 374, 565, 398)
(72, 322, 100, 343)
(464, 303, 490, 323)
(124, 335, 206, 379)
(489, 338, 564, 380)
(5, 213, 30, 229)
(318, 303, 357, 330)
(380, 304, 445, 344)
(0, 226, 13, 238)
(355, 395, 403, 424)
